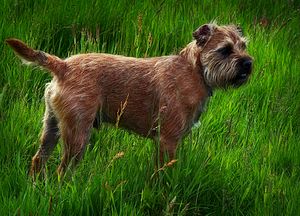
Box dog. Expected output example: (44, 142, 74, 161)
(6, 23, 253, 176)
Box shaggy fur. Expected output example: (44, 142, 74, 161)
(6, 23, 253, 176)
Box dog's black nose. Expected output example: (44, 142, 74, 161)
(243, 59, 252, 70)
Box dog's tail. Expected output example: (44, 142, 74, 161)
(6, 38, 66, 79)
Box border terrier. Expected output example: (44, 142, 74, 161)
(6, 23, 253, 176)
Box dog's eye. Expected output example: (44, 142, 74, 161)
(217, 45, 233, 56)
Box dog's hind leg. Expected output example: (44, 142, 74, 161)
(56, 100, 99, 177)
(30, 99, 60, 178)
(57, 118, 94, 176)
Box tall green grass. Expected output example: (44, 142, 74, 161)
(1, 0, 300, 215)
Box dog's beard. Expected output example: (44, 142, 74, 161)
(202, 54, 250, 88)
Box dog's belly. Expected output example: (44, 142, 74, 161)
(96, 92, 159, 138)
(95, 109, 158, 138)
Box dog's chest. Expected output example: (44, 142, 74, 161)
(187, 87, 211, 129)
(191, 97, 209, 128)
(191, 97, 208, 127)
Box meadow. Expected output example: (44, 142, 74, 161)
(1, 0, 300, 215)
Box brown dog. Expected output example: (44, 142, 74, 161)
(6, 23, 253, 176)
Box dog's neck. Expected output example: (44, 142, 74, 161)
(201, 67, 213, 97)
(179, 41, 213, 97)
(204, 78, 213, 97)
(179, 41, 201, 68)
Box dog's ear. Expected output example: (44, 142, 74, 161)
(193, 24, 214, 47)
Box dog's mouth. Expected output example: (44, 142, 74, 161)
(231, 69, 251, 87)
(237, 71, 249, 81)
(231, 58, 253, 87)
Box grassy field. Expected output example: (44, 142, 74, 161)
(1, 0, 300, 215)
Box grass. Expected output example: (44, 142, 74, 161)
(1, 0, 300, 215)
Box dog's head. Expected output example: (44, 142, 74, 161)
(192, 23, 253, 88)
